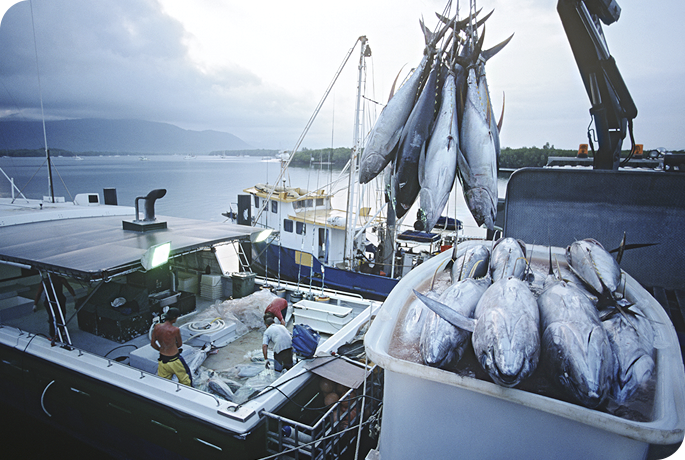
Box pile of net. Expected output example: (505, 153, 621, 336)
(180, 290, 283, 404)
(178, 288, 277, 338)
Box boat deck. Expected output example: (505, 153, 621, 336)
(3, 294, 264, 369)
(4, 287, 332, 370)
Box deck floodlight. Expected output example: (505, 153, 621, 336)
(251, 229, 273, 243)
(141, 241, 171, 270)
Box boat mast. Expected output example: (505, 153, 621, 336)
(29, 0, 54, 203)
(343, 36, 370, 269)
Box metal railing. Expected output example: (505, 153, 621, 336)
(263, 365, 383, 460)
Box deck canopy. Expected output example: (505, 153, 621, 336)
(0, 215, 258, 282)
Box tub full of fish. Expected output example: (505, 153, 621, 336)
(365, 239, 685, 460)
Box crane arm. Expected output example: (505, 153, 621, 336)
(557, 0, 637, 170)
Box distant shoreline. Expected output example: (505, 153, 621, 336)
(4, 145, 678, 170)
(0, 149, 280, 158)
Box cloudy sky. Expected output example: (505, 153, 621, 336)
(0, 0, 682, 151)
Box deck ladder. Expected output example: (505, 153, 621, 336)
(40, 272, 72, 346)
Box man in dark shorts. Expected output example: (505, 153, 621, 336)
(151, 307, 192, 386)
(262, 313, 293, 372)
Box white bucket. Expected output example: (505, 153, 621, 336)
(365, 241, 685, 460)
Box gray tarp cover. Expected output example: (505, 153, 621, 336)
(0, 215, 257, 281)
(304, 356, 371, 389)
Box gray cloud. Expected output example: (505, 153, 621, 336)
(1, 0, 683, 151)
(0, 0, 308, 148)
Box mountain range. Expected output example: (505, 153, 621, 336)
(0, 118, 252, 154)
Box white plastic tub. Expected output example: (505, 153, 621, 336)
(365, 241, 685, 460)
(294, 300, 353, 334)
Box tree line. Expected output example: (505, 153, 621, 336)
(287, 143, 683, 169)
(5, 145, 681, 167)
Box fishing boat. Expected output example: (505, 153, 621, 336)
(233, 36, 462, 301)
(0, 174, 384, 459)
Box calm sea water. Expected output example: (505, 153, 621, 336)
(0, 154, 308, 222)
(0, 154, 508, 236)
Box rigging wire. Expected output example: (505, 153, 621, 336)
(48, 160, 74, 201)
(253, 37, 364, 225)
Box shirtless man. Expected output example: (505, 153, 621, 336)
(150, 307, 191, 386)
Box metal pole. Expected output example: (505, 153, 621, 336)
(343, 36, 369, 269)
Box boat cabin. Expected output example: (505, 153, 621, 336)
(243, 184, 376, 268)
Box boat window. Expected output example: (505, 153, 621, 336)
(293, 201, 302, 209)
(296, 222, 306, 235)
(316, 198, 324, 207)
(306, 199, 313, 208)
(254, 196, 259, 207)
(284, 219, 293, 232)
(271, 200, 278, 213)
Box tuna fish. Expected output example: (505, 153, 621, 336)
(490, 237, 527, 281)
(401, 297, 429, 344)
(451, 243, 490, 282)
(472, 277, 540, 387)
(416, 69, 459, 233)
(566, 238, 622, 297)
(538, 279, 615, 408)
(359, 15, 456, 184)
(419, 277, 490, 368)
(208, 378, 236, 401)
(359, 51, 432, 184)
(392, 55, 442, 218)
(455, 31, 512, 230)
(415, 275, 540, 388)
(456, 64, 499, 230)
(602, 306, 655, 403)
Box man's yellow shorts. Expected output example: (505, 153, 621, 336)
(157, 355, 192, 386)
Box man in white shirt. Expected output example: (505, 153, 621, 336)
(262, 312, 293, 372)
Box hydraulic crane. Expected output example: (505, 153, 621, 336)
(557, 0, 638, 170)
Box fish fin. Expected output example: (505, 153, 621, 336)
(388, 64, 407, 101)
(419, 17, 434, 47)
(435, 8, 487, 33)
(430, 257, 450, 290)
(386, 129, 403, 165)
(412, 290, 476, 332)
(455, 27, 485, 69)
(481, 33, 514, 62)
(497, 92, 505, 132)
(475, 9, 494, 29)
(524, 243, 535, 280)
(607, 232, 659, 264)
(457, 147, 472, 177)
(447, 242, 458, 277)
(616, 232, 627, 265)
